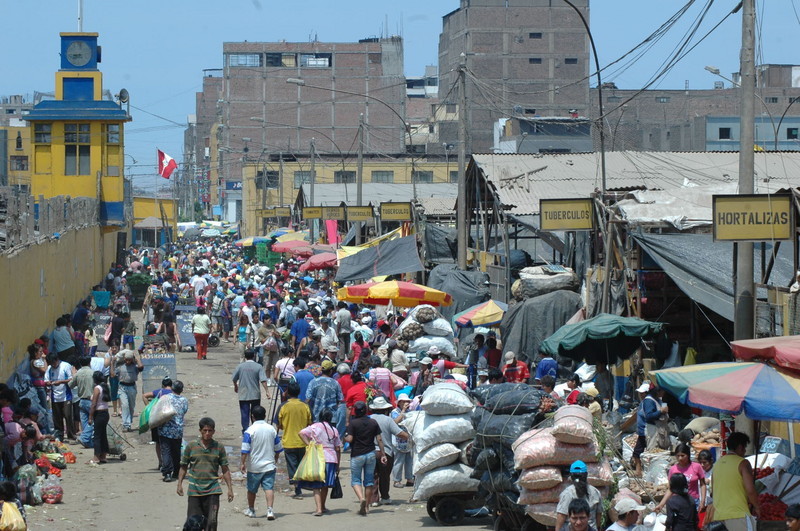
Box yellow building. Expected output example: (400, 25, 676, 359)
(1, 125, 32, 190)
(132, 196, 178, 246)
(240, 156, 457, 236)
(23, 32, 131, 228)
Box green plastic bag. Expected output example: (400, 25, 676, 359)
(139, 396, 159, 434)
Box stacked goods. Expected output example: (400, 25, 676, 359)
(511, 266, 580, 301)
(467, 384, 553, 517)
(691, 427, 721, 451)
(404, 383, 479, 500)
(394, 305, 456, 357)
(513, 405, 610, 526)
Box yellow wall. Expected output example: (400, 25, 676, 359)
(132, 197, 178, 232)
(1, 125, 32, 189)
(241, 158, 455, 236)
(0, 226, 116, 379)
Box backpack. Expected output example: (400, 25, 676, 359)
(284, 305, 297, 326)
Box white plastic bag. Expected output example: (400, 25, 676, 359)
(422, 318, 454, 338)
(403, 410, 476, 452)
(413, 443, 460, 475)
(149, 394, 177, 428)
(421, 383, 474, 416)
(413, 463, 479, 501)
(409, 336, 456, 356)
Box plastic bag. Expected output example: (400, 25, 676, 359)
(420, 383, 474, 416)
(413, 443, 460, 475)
(293, 442, 326, 482)
(551, 405, 594, 445)
(413, 463, 479, 501)
(149, 394, 177, 429)
(0, 500, 26, 530)
(44, 453, 66, 469)
(480, 469, 518, 494)
(139, 396, 159, 434)
(484, 388, 546, 415)
(512, 427, 598, 470)
(422, 318, 454, 337)
(470, 383, 529, 405)
(408, 336, 455, 357)
(518, 466, 563, 490)
(403, 411, 475, 452)
(473, 410, 538, 449)
(42, 474, 63, 504)
(517, 481, 567, 504)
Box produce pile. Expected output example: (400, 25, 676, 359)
(690, 427, 721, 447)
(393, 305, 456, 357)
(759, 493, 788, 521)
(755, 466, 775, 480)
(462, 383, 558, 521)
(512, 404, 612, 526)
(403, 383, 478, 501)
(15, 439, 74, 506)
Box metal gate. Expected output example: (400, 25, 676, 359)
(486, 263, 508, 303)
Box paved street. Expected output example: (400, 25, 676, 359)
(25, 335, 493, 530)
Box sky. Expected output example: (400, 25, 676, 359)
(2, 1, 799, 185)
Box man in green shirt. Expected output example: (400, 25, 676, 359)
(177, 417, 234, 530)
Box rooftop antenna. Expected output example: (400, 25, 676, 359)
(77, 0, 83, 31)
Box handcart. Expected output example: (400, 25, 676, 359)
(425, 491, 483, 526)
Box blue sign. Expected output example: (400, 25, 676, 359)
(141, 351, 177, 394)
(225, 181, 243, 190)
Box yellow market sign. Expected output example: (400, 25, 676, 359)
(539, 198, 594, 231)
(274, 207, 291, 217)
(347, 206, 374, 221)
(302, 207, 322, 220)
(713, 194, 793, 241)
(380, 202, 413, 221)
(322, 206, 345, 220)
(257, 207, 275, 216)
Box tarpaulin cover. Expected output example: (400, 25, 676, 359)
(731, 335, 800, 371)
(500, 290, 583, 363)
(427, 264, 490, 323)
(424, 223, 458, 264)
(539, 313, 663, 364)
(335, 235, 423, 282)
(632, 233, 794, 321)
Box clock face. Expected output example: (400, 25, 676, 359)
(66, 41, 92, 67)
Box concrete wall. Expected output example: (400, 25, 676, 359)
(0, 226, 116, 380)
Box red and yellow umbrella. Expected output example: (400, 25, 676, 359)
(337, 280, 452, 307)
(453, 299, 508, 328)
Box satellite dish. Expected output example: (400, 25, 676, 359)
(118, 88, 129, 103)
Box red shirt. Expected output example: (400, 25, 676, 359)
(486, 348, 502, 369)
(337, 374, 355, 396)
(566, 389, 581, 405)
(345, 382, 368, 415)
(502, 360, 531, 383)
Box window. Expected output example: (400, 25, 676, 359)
(293, 171, 312, 188)
(9, 156, 28, 171)
(299, 53, 332, 68)
(334, 170, 356, 183)
(255, 170, 279, 189)
(106, 124, 120, 144)
(565, 58, 578, 65)
(446, 103, 457, 114)
(265, 53, 296, 67)
(607, 96, 621, 102)
(15, 131, 22, 150)
(65, 123, 91, 175)
(450, 170, 459, 183)
(34, 123, 51, 143)
(524, 108, 537, 115)
(765, 97, 779, 104)
(788, 128, 799, 140)
(412, 170, 433, 183)
(5, 109, 14, 114)
(529, 58, 542, 64)
(428, 124, 435, 133)
(719, 127, 732, 140)
(371, 170, 394, 183)
(228, 53, 262, 67)
(791, 97, 800, 104)
(656, 97, 671, 103)
(529, 32, 542, 39)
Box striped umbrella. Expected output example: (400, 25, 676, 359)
(652, 362, 800, 421)
(453, 299, 508, 328)
(234, 236, 270, 247)
(337, 280, 452, 307)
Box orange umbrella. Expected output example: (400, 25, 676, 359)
(299, 252, 338, 272)
(272, 239, 308, 253)
(337, 280, 452, 307)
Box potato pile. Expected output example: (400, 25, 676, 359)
(692, 428, 721, 445)
(397, 322, 425, 341)
(628, 480, 669, 501)
(415, 307, 437, 323)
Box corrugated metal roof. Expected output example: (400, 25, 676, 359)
(299, 183, 458, 207)
(417, 197, 456, 216)
(471, 151, 800, 214)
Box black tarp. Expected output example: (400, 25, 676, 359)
(334, 235, 423, 282)
(427, 264, 490, 324)
(424, 223, 458, 264)
(500, 290, 583, 363)
(632, 233, 795, 322)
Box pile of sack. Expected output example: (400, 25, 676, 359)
(392, 305, 456, 357)
(466, 383, 555, 515)
(512, 405, 613, 526)
(402, 383, 478, 500)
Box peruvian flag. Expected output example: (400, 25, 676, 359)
(157, 149, 178, 179)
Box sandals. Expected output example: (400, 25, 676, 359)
(393, 481, 404, 488)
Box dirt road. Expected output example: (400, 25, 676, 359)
(25, 334, 493, 530)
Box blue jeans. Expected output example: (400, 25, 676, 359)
(335, 404, 347, 443)
(34, 387, 53, 434)
(350, 451, 376, 487)
(79, 398, 94, 447)
(118, 383, 137, 429)
(392, 451, 413, 482)
(239, 399, 260, 433)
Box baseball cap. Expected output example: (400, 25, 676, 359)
(570, 460, 588, 474)
(614, 498, 645, 514)
(636, 383, 651, 393)
(504, 351, 516, 364)
(321, 360, 336, 371)
(420, 356, 433, 365)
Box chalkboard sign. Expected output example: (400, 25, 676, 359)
(176, 314, 196, 350)
(141, 351, 177, 394)
(786, 457, 800, 477)
(760, 436, 790, 456)
(174, 305, 197, 315)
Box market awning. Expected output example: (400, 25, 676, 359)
(731, 335, 800, 371)
(335, 235, 423, 282)
(631, 233, 795, 321)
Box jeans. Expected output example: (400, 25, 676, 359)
(338, 333, 351, 360)
(392, 451, 413, 482)
(239, 399, 261, 433)
(284, 447, 306, 493)
(34, 387, 53, 434)
(118, 383, 137, 429)
(78, 398, 94, 447)
(335, 404, 348, 443)
(160, 435, 182, 479)
(187, 494, 220, 531)
(376, 453, 394, 500)
(350, 451, 376, 487)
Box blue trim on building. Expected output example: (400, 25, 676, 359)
(24, 100, 129, 122)
(100, 201, 124, 225)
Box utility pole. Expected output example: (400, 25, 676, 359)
(356, 113, 365, 244)
(310, 139, 316, 243)
(735, 0, 755, 342)
(456, 63, 468, 270)
(260, 157, 267, 234)
(278, 151, 284, 208)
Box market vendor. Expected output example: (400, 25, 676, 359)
(555, 460, 603, 531)
(632, 382, 667, 477)
(709, 431, 760, 528)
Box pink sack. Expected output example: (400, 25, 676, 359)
(512, 427, 597, 470)
(551, 405, 594, 444)
(587, 460, 614, 487)
(517, 481, 567, 505)
(525, 503, 558, 526)
(518, 466, 563, 490)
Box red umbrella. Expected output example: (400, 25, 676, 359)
(731, 335, 800, 371)
(272, 239, 308, 253)
(311, 243, 335, 253)
(292, 246, 314, 258)
(299, 252, 338, 272)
